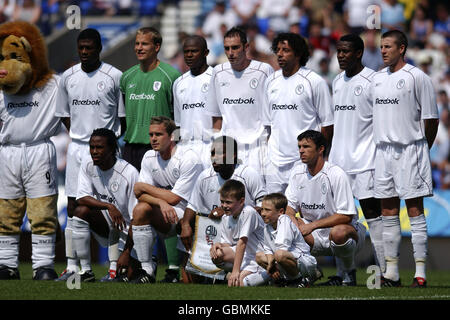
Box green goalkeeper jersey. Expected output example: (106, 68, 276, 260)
(120, 61, 181, 144)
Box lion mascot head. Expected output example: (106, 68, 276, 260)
(0, 21, 53, 95)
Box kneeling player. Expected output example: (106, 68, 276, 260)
(256, 193, 321, 287)
(210, 180, 269, 287)
(71, 128, 139, 282)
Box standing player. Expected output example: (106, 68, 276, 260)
(285, 130, 366, 286)
(120, 116, 203, 284)
(328, 34, 385, 277)
(173, 35, 213, 167)
(180, 135, 266, 252)
(372, 30, 439, 288)
(55, 28, 125, 281)
(71, 129, 139, 282)
(0, 22, 61, 280)
(206, 26, 273, 176)
(264, 32, 333, 193)
(120, 27, 181, 171)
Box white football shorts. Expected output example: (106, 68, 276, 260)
(65, 140, 90, 198)
(304, 218, 366, 257)
(374, 140, 433, 200)
(0, 139, 58, 199)
(265, 160, 299, 194)
(347, 170, 376, 200)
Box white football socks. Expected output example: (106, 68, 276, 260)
(382, 215, 401, 281)
(330, 238, 356, 272)
(410, 214, 428, 279)
(72, 216, 91, 272)
(31, 234, 56, 270)
(0, 234, 20, 268)
(132, 225, 156, 276)
(366, 216, 386, 273)
(65, 217, 79, 272)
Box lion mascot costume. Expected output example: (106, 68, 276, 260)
(0, 21, 61, 280)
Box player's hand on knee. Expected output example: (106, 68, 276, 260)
(159, 201, 178, 224)
(108, 205, 126, 231)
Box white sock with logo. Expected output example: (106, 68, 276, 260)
(410, 214, 427, 279)
(366, 216, 386, 273)
(242, 270, 271, 287)
(382, 215, 401, 281)
(132, 225, 156, 276)
(0, 235, 20, 268)
(31, 234, 56, 270)
(72, 216, 91, 272)
(65, 217, 79, 272)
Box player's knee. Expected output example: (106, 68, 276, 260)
(329, 225, 355, 245)
(132, 202, 152, 225)
(274, 249, 289, 264)
(255, 251, 266, 266)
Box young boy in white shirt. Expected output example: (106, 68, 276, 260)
(256, 193, 321, 287)
(209, 179, 268, 287)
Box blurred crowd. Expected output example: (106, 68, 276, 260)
(1, 0, 448, 189)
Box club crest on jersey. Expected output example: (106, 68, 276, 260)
(201, 82, 209, 93)
(354, 85, 363, 96)
(321, 182, 327, 195)
(249, 78, 258, 89)
(110, 181, 119, 193)
(396, 79, 405, 89)
(153, 81, 161, 91)
(173, 168, 180, 179)
(97, 81, 106, 91)
(295, 84, 304, 95)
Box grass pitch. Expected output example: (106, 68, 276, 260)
(1, 263, 450, 301)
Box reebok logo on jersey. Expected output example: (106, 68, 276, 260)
(301, 202, 325, 210)
(272, 103, 298, 110)
(129, 93, 155, 100)
(222, 98, 255, 105)
(72, 99, 101, 106)
(182, 102, 205, 110)
(7, 101, 39, 108)
(335, 105, 356, 111)
(375, 98, 399, 105)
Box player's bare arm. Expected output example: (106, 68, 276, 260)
(180, 207, 196, 250)
(424, 118, 439, 149)
(298, 213, 352, 236)
(137, 193, 179, 224)
(134, 181, 182, 206)
(77, 195, 126, 230)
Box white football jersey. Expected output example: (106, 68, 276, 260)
(285, 161, 357, 240)
(206, 60, 274, 144)
(55, 62, 125, 142)
(220, 205, 265, 260)
(0, 75, 61, 144)
(263, 68, 333, 166)
(372, 64, 438, 145)
(139, 146, 203, 210)
(263, 214, 311, 259)
(329, 67, 376, 173)
(76, 158, 139, 224)
(173, 67, 213, 141)
(187, 164, 267, 214)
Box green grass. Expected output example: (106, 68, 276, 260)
(1, 263, 450, 300)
